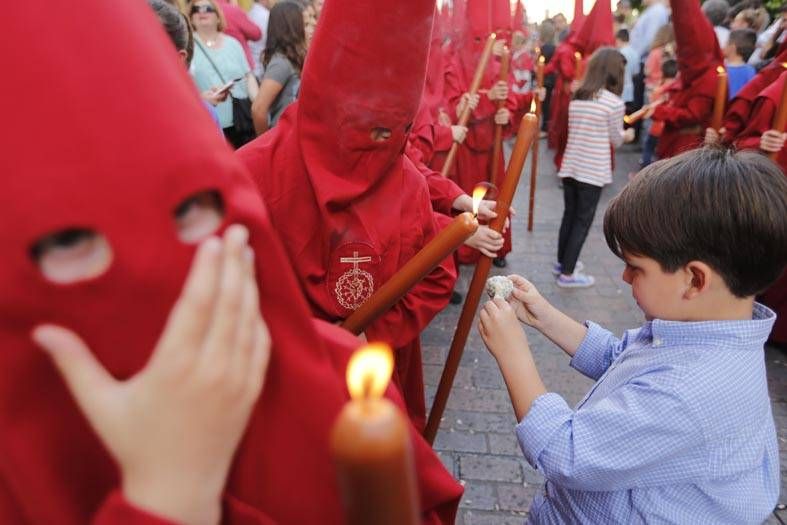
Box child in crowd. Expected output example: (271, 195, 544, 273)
(554, 48, 634, 288)
(640, 58, 678, 168)
(725, 28, 758, 98)
(478, 147, 786, 523)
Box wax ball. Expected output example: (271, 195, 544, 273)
(486, 276, 514, 300)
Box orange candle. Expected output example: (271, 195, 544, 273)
(490, 46, 511, 184)
(535, 54, 545, 116)
(441, 33, 497, 177)
(623, 99, 665, 125)
(342, 212, 479, 335)
(711, 66, 727, 131)
(425, 113, 539, 444)
(331, 344, 419, 525)
(574, 51, 584, 80)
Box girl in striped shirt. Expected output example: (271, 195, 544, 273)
(555, 47, 635, 288)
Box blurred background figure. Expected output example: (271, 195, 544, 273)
(252, 0, 306, 133)
(248, 0, 274, 78)
(188, 0, 259, 147)
(215, 0, 262, 69)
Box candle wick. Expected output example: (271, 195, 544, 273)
(362, 373, 374, 400)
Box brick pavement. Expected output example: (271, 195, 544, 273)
(421, 139, 787, 524)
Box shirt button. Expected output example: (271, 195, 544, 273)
(653, 338, 662, 347)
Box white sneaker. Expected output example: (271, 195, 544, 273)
(556, 272, 595, 288)
(552, 261, 584, 276)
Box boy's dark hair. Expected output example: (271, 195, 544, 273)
(604, 147, 787, 298)
(661, 58, 678, 79)
(616, 28, 630, 43)
(728, 28, 757, 62)
(575, 47, 626, 100)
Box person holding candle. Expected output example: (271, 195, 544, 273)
(478, 147, 786, 523)
(643, 0, 723, 158)
(0, 2, 464, 522)
(445, 0, 533, 267)
(545, 0, 615, 170)
(236, 0, 459, 431)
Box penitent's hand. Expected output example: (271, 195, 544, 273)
(760, 129, 787, 153)
(451, 125, 468, 143)
(479, 298, 529, 361)
(465, 225, 504, 258)
(32, 225, 271, 525)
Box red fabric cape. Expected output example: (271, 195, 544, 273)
(1, 1, 462, 523)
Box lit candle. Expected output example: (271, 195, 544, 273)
(769, 65, 787, 160)
(441, 33, 497, 177)
(331, 344, 419, 525)
(341, 210, 479, 335)
(711, 66, 727, 131)
(574, 51, 584, 81)
(536, 54, 545, 94)
(623, 99, 665, 125)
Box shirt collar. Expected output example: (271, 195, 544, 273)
(642, 303, 776, 349)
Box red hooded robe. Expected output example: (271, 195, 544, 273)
(236, 0, 457, 431)
(652, 0, 723, 158)
(0, 1, 462, 523)
(546, 0, 614, 168)
(721, 41, 787, 143)
(732, 72, 787, 345)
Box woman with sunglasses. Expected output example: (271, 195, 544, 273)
(188, 0, 259, 148)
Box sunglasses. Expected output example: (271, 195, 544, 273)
(191, 4, 216, 14)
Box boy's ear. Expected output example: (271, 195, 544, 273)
(683, 261, 712, 299)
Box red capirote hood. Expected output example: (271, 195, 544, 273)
(670, 0, 723, 85)
(570, 0, 614, 55)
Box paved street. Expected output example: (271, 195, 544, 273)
(421, 139, 787, 524)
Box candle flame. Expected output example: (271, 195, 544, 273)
(347, 343, 393, 401)
(574, 52, 582, 60)
(472, 184, 488, 216)
(717, 66, 726, 75)
(538, 55, 545, 65)
(530, 99, 537, 113)
(781, 62, 787, 69)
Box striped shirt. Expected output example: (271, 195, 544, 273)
(558, 89, 626, 187)
(517, 303, 780, 524)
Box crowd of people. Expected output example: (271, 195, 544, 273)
(1, 0, 786, 523)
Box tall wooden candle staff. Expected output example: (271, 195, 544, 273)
(331, 344, 419, 525)
(769, 65, 787, 161)
(528, 53, 545, 232)
(489, 46, 511, 186)
(711, 66, 727, 132)
(441, 34, 497, 177)
(424, 111, 539, 445)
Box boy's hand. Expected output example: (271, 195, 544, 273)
(760, 129, 787, 153)
(33, 226, 270, 525)
(479, 298, 529, 360)
(507, 275, 553, 329)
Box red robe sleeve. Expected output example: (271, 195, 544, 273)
(734, 98, 777, 152)
(365, 186, 457, 348)
(406, 147, 464, 215)
(652, 95, 713, 129)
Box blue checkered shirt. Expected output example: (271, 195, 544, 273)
(517, 303, 780, 524)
